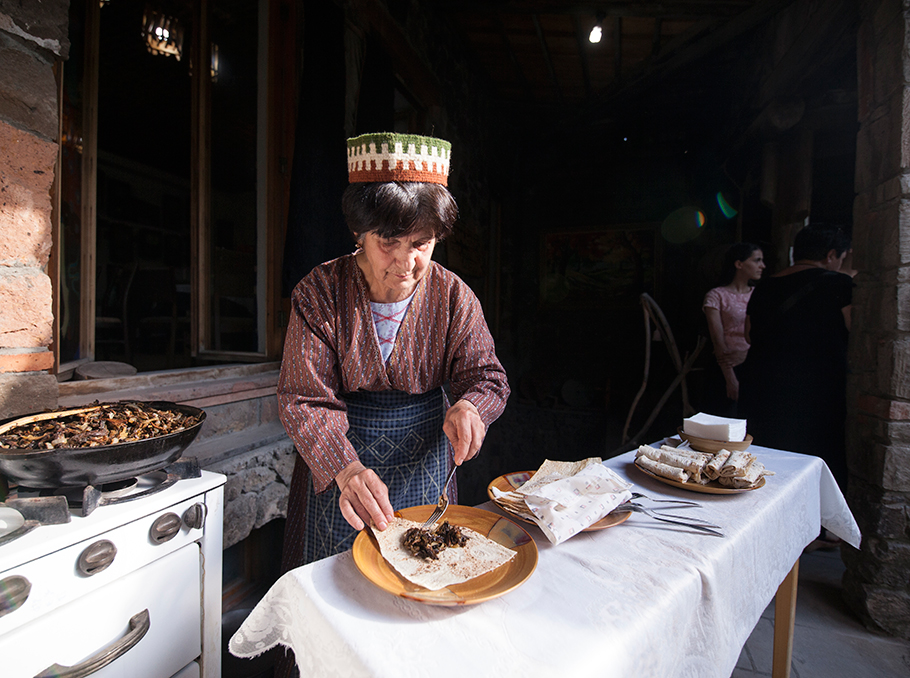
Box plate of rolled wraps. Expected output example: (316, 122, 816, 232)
(633, 443, 773, 494)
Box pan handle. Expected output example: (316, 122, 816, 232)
(33, 609, 150, 678)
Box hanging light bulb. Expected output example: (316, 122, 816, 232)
(589, 23, 602, 43)
(589, 11, 606, 44)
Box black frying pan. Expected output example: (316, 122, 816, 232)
(0, 402, 205, 488)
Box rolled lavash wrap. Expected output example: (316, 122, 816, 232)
(659, 445, 713, 466)
(704, 448, 733, 480)
(635, 453, 690, 483)
(718, 450, 755, 478)
(719, 460, 766, 488)
(637, 444, 707, 482)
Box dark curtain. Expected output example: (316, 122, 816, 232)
(281, 0, 349, 296)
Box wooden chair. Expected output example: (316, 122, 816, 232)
(95, 262, 136, 362)
(613, 292, 706, 454)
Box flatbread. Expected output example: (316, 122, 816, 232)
(704, 448, 732, 480)
(635, 454, 690, 483)
(370, 517, 516, 591)
(637, 445, 706, 480)
(719, 450, 756, 477)
(515, 457, 602, 496)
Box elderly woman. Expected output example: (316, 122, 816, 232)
(277, 133, 510, 571)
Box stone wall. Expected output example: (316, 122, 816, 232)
(843, 0, 910, 640)
(0, 0, 68, 417)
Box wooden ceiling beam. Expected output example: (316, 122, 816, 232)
(581, 0, 795, 121)
(531, 13, 564, 104)
(571, 13, 593, 100)
(493, 12, 535, 102)
(613, 16, 622, 81)
(437, 2, 756, 21)
(349, 0, 442, 106)
(651, 16, 663, 57)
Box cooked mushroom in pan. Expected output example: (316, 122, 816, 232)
(0, 402, 202, 450)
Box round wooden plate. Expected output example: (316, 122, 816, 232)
(352, 504, 538, 606)
(676, 427, 753, 453)
(633, 459, 766, 494)
(486, 471, 632, 531)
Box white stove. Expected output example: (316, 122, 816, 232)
(0, 469, 225, 678)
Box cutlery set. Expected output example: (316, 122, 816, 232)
(612, 492, 724, 537)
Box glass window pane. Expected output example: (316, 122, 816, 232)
(209, 0, 260, 353)
(96, 0, 193, 370)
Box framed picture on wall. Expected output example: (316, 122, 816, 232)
(540, 224, 658, 309)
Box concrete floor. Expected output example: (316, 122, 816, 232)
(732, 546, 910, 678)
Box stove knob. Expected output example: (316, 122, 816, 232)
(0, 575, 30, 617)
(150, 512, 182, 544)
(78, 539, 117, 576)
(183, 502, 207, 530)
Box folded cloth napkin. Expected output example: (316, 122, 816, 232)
(519, 463, 633, 545)
(683, 412, 747, 442)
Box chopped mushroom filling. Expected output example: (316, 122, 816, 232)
(401, 521, 468, 560)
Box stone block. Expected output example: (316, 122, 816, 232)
(254, 482, 288, 529)
(849, 331, 880, 373)
(0, 34, 58, 140)
(881, 443, 910, 489)
(847, 483, 909, 539)
(0, 0, 70, 57)
(222, 492, 258, 550)
(880, 336, 910, 397)
(234, 466, 274, 495)
(899, 280, 910, 332)
(261, 393, 280, 424)
(0, 120, 56, 267)
(880, 418, 910, 443)
(275, 446, 297, 484)
(0, 371, 57, 419)
(863, 537, 910, 588)
(0, 269, 52, 346)
(194, 398, 260, 441)
(843, 575, 910, 641)
(0, 350, 53, 373)
(855, 200, 901, 270)
(861, 585, 910, 640)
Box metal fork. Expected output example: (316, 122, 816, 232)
(630, 492, 701, 508)
(422, 466, 457, 528)
(612, 502, 725, 537)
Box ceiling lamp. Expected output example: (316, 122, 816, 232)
(141, 8, 184, 60)
(589, 11, 606, 44)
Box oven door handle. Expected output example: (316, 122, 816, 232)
(33, 609, 151, 678)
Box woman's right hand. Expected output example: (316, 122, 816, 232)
(335, 461, 395, 532)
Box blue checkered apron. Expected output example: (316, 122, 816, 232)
(299, 388, 453, 564)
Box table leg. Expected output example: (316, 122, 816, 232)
(772, 559, 799, 678)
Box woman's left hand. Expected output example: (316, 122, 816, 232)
(443, 399, 486, 465)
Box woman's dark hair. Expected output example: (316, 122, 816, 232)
(341, 182, 458, 243)
(719, 242, 761, 285)
(792, 224, 851, 261)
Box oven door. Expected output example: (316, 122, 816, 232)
(1, 544, 201, 678)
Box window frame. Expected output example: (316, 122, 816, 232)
(54, 0, 293, 377)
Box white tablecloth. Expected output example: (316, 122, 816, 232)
(230, 446, 860, 678)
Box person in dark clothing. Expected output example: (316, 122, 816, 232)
(738, 225, 852, 492)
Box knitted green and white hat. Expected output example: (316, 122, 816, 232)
(346, 132, 451, 185)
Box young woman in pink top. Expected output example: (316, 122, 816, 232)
(702, 243, 765, 410)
